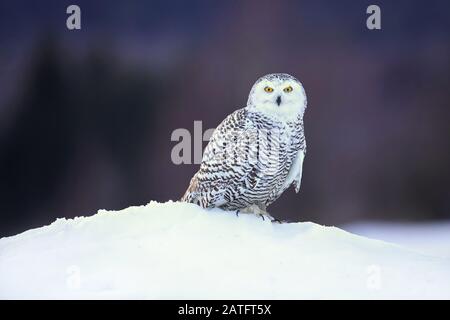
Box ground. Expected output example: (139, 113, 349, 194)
(0, 201, 449, 299)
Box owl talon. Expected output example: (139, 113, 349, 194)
(236, 210, 240, 217)
(271, 217, 284, 224)
(258, 214, 266, 221)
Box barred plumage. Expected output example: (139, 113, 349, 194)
(182, 73, 307, 218)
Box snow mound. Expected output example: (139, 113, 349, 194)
(344, 221, 450, 259)
(1, 201, 449, 299)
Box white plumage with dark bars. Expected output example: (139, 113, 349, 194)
(182, 73, 307, 221)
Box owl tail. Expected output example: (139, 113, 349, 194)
(180, 173, 200, 203)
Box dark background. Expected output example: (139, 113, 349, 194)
(1, 0, 449, 237)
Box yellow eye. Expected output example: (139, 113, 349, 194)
(264, 86, 274, 93)
(283, 86, 293, 93)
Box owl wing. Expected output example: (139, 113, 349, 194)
(279, 128, 306, 195)
(182, 108, 260, 207)
(291, 149, 305, 193)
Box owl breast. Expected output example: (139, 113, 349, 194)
(220, 112, 305, 210)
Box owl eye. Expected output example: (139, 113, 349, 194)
(264, 86, 274, 93)
(283, 86, 293, 93)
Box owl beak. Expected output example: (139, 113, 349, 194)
(276, 96, 282, 106)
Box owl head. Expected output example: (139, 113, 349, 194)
(247, 73, 307, 121)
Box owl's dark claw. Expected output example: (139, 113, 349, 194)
(258, 214, 266, 221)
(271, 217, 284, 224)
(236, 210, 240, 217)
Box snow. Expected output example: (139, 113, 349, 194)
(344, 221, 450, 259)
(1, 201, 449, 299)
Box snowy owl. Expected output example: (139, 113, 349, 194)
(181, 73, 307, 221)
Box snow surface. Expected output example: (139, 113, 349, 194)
(1, 201, 449, 299)
(344, 221, 450, 259)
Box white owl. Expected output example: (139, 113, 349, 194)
(182, 73, 307, 221)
